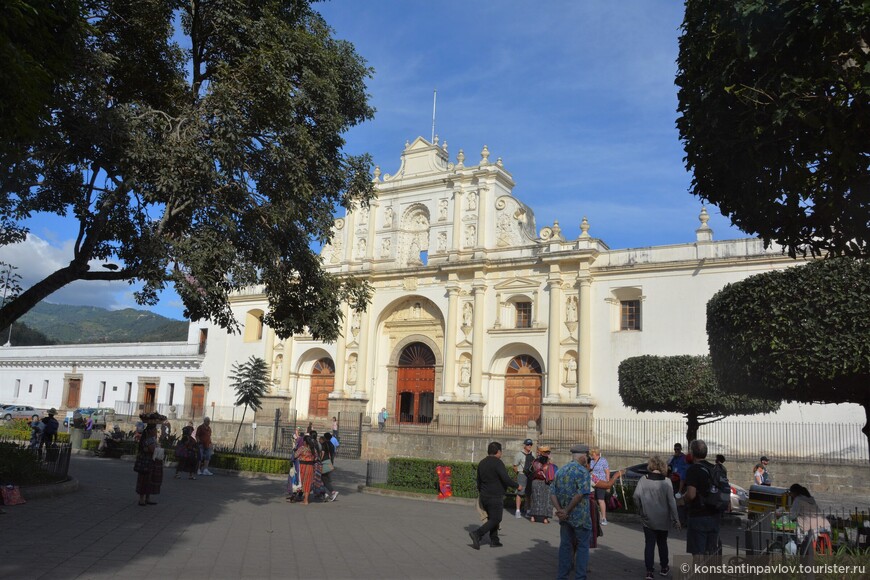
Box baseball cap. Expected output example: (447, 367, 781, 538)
(523, 439, 533, 446)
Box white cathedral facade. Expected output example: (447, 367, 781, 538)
(0, 138, 863, 433)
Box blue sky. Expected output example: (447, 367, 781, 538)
(2, 1, 748, 321)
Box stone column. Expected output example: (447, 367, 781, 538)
(545, 268, 563, 402)
(578, 274, 592, 397)
(332, 302, 349, 396)
(450, 187, 463, 261)
(476, 186, 487, 249)
(365, 201, 378, 265)
(469, 280, 487, 402)
(355, 308, 371, 399)
(440, 282, 460, 401)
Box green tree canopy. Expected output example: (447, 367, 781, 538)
(707, 258, 870, 458)
(228, 355, 269, 451)
(618, 354, 780, 444)
(0, 0, 375, 340)
(676, 0, 870, 258)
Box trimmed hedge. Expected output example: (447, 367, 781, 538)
(210, 453, 290, 474)
(386, 457, 499, 499)
(0, 426, 70, 443)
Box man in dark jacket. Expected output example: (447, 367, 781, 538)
(469, 441, 518, 550)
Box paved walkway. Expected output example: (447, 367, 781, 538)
(0, 455, 744, 580)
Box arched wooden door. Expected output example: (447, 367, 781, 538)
(308, 358, 334, 418)
(504, 355, 542, 426)
(396, 343, 436, 424)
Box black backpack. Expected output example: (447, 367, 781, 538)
(700, 463, 730, 512)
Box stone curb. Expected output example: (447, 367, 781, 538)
(19, 477, 80, 500)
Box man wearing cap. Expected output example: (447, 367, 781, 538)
(682, 439, 721, 555)
(513, 438, 534, 518)
(758, 456, 771, 486)
(550, 444, 593, 579)
(41, 408, 59, 449)
(469, 441, 517, 550)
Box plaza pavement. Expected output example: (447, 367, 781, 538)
(0, 454, 747, 580)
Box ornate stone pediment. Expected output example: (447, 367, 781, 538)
(493, 277, 540, 291)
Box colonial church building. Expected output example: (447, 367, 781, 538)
(0, 138, 862, 435)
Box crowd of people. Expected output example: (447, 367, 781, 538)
(286, 424, 340, 504)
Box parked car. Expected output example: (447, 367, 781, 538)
(622, 462, 748, 514)
(1, 405, 45, 421)
(63, 407, 114, 428)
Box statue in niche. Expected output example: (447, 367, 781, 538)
(437, 231, 447, 252)
(330, 236, 343, 264)
(462, 302, 473, 327)
(359, 206, 369, 224)
(381, 238, 391, 258)
(272, 354, 283, 384)
(347, 358, 357, 384)
(350, 311, 361, 337)
(408, 237, 421, 263)
(459, 359, 471, 385)
(439, 200, 448, 221)
(565, 357, 577, 384)
(357, 238, 366, 259)
(467, 191, 477, 211)
(566, 296, 578, 323)
(412, 302, 422, 319)
(465, 225, 476, 248)
(384, 206, 393, 228)
(496, 212, 513, 247)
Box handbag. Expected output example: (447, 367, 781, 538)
(153, 447, 165, 461)
(321, 458, 334, 474)
(606, 492, 623, 512)
(133, 453, 153, 473)
(1, 485, 25, 506)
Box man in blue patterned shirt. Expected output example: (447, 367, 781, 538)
(550, 443, 592, 580)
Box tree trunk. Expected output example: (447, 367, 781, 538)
(685, 415, 700, 445)
(233, 406, 247, 452)
(0, 263, 88, 329)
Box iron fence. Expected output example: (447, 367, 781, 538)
(0, 438, 72, 479)
(383, 414, 866, 464)
(113, 401, 251, 422)
(744, 507, 870, 555)
(365, 460, 389, 486)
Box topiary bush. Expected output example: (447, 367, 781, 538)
(210, 453, 290, 474)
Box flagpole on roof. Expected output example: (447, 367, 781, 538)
(431, 88, 437, 143)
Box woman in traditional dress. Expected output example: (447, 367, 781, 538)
(135, 413, 165, 506)
(528, 446, 556, 523)
(294, 435, 318, 505)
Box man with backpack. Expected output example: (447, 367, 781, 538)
(682, 439, 729, 555)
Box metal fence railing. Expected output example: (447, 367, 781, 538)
(0, 438, 72, 479)
(113, 401, 252, 423)
(365, 460, 389, 486)
(383, 415, 867, 464)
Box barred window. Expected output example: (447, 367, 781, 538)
(620, 300, 641, 331)
(515, 301, 532, 328)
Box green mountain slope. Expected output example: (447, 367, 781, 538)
(19, 303, 188, 344)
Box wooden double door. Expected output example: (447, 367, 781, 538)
(396, 343, 435, 424)
(504, 355, 542, 426)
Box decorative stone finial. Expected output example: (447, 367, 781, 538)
(456, 149, 465, 168)
(433, 134, 440, 145)
(373, 166, 381, 182)
(405, 139, 410, 148)
(442, 140, 448, 152)
(698, 206, 710, 229)
(496, 157, 503, 167)
(480, 145, 490, 165)
(696, 205, 714, 242)
(579, 216, 590, 238)
(552, 220, 562, 239)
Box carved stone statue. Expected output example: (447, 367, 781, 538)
(467, 191, 477, 211)
(351, 311, 361, 337)
(459, 359, 471, 385)
(384, 206, 393, 228)
(465, 225, 476, 248)
(347, 358, 357, 384)
(462, 302, 473, 327)
(439, 199, 448, 221)
(565, 357, 577, 384)
(566, 296, 578, 323)
(381, 238, 391, 258)
(272, 354, 283, 384)
(357, 238, 366, 259)
(330, 236, 343, 264)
